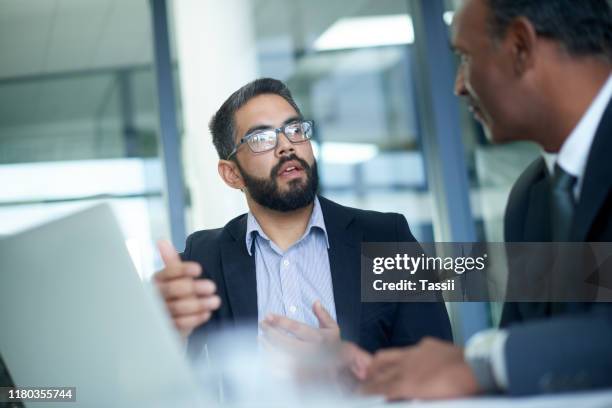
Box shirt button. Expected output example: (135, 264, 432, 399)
(289, 305, 297, 314)
(283, 259, 290, 267)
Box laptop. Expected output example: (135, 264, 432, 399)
(0, 204, 211, 407)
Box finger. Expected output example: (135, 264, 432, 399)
(367, 358, 401, 384)
(363, 352, 406, 391)
(168, 297, 204, 316)
(265, 314, 320, 342)
(154, 261, 201, 281)
(168, 295, 221, 316)
(194, 279, 217, 296)
(342, 343, 373, 381)
(201, 294, 222, 311)
(174, 311, 212, 332)
(157, 278, 196, 300)
(351, 357, 371, 381)
(361, 367, 402, 396)
(261, 321, 307, 352)
(368, 349, 406, 375)
(313, 300, 336, 329)
(158, 239, 181, 267)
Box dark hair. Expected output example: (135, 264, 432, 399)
(486, 0, 612, 60)
(209, 78, 302, 160)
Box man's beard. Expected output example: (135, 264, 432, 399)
(236, 154, 319, 212)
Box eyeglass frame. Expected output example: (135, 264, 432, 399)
(226, 119, 314, 160)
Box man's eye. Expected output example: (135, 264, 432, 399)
(287, 125, 302, 134)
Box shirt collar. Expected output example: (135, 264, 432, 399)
(543, 74, 612, 181)
(245, 196, 330, 255)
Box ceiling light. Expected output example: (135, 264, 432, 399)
(314, 14, 414, 51)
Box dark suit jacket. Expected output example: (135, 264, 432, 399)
(500, 99, 612, 395)
(181, 196, 452, 358)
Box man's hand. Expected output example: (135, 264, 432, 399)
(260, 302, 372, 385)
(153, 240, 221, 340)
(339, 342, 373, 383)
(361, 337, 480, 401)
(260, 301, 340, 351)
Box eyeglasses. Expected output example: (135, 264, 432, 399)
(227, 120, 314, 159)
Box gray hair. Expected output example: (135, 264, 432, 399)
(486, 0, 612, 61)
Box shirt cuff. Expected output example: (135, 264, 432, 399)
(464, 329, 509, 391)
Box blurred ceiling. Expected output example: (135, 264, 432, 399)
(0, 0, 162, 129)
(0, 0, 417, 147)
(0, 0, 153, 80)
(253, 0, 408, 49)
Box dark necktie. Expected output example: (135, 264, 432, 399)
(548, 165, 593, 311)
(550, 164, 577, 241)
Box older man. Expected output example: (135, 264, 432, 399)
(363, 0, 612, 399)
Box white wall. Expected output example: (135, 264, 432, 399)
(172, 0, 260, 231)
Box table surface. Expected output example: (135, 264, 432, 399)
(373, 389, 612, 408)
(223, 390, 612, 408)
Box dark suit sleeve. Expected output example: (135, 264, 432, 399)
(501, 157, 612, 394)
(177, 231, 227, 360)
(505, 309, 612, 395)
(179, 233, 195, 261)
(388, 214, 453, 346)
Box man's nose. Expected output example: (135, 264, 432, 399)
(275, 131, 295, 156)
(454, 68, 468, 97)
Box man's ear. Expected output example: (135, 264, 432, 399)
(506, 17, 538, 76)
(218, 160, 245, 190)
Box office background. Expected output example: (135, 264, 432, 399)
(0, 0, 540, 344)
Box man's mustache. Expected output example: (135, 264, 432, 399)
(270, 154, 312, 178)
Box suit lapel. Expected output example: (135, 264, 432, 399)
(319, 197, 362, 343)
(572, 100, 612, 241)
(515, 163, 550, 321)
(524, 176, 551, 242)
(220, 216, 258, 324)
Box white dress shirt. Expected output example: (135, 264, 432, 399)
(466, 73, 612, 391)
(245, 197, 337, 331)
(543, 73, 612, 199)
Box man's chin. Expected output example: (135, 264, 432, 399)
(278, 187, 313, 202)
(484, 125, 518, 146)
(277, 176, 307, 190)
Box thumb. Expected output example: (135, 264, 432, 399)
(350, 349, 373, 381)
(341, 342, 372, 381)
(157, 239, 181, 267)
(313, 300, 336, 329)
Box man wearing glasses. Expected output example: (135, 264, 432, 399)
(154, 78, 451, 366)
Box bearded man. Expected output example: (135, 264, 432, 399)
(153, 78, 452, 362)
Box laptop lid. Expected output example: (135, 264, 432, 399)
(0, 203, 209, 407)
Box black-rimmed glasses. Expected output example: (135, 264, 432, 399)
(226, 120, 313, 159)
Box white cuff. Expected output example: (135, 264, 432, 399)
(465, 329, 509, 390)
